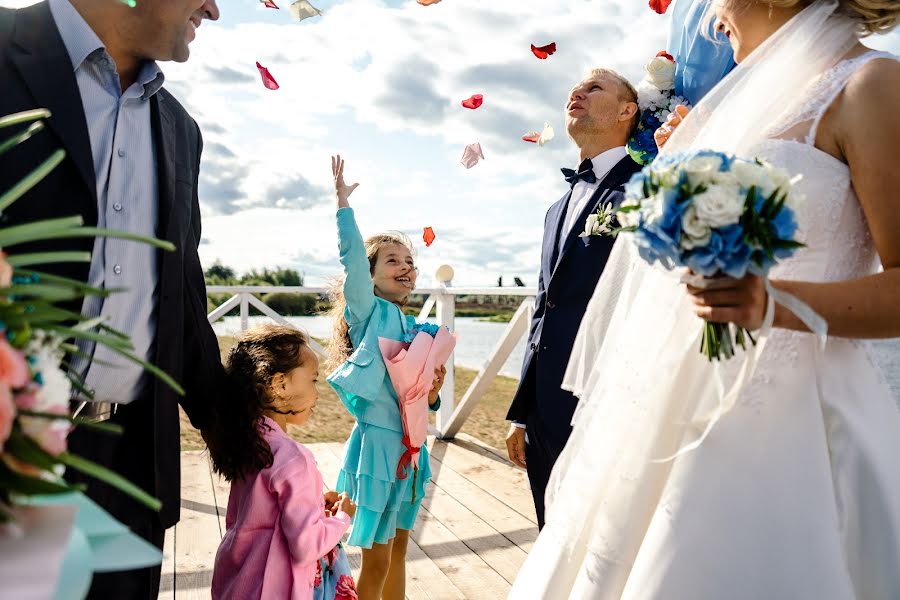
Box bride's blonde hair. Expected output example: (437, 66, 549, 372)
(715, 0, 900, 35)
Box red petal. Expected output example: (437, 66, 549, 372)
(522, 133, 540, 143)
(530, 42, 557, 60)
(461, 94, 484, 110)
(649, 0, 672, 14)
(260, 0, 279, 8)
(656, 50, 675, 62)
(417, 0, 442, 4)
(256, 61, 280, 90)
(423, 227, 436, 247)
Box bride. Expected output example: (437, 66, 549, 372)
(509, 1, 900, 598)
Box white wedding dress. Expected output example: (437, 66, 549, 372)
(509, 40, 900, 600)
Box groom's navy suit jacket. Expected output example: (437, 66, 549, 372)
(506, 156, 640, 451)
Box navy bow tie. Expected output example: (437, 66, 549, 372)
(561, 158, 596, 188)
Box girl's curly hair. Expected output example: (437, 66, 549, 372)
(204, 324, 311, 482)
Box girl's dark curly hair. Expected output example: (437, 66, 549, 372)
(204, 324, 311, 482)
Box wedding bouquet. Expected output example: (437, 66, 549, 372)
(627, 51, 689, 165)
(0, 109, 181, 522)
(616, 149, 803, 360)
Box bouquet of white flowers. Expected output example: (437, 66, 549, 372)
(616, 149, 804, 360)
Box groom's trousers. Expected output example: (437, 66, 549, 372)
(525, 416, 572, 529)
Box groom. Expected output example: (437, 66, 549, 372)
(506, 68, 641, 528)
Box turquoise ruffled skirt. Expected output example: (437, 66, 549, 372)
(335, 421, 431, 549)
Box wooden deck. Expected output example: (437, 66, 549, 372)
(157, 436, 537, 599)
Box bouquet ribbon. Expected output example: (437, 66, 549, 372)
(656, 279, 827, 462)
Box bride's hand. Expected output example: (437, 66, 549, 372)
(684, 271, 768, 331)
(654, 105, 690, 150)
(332, 154, 359, 209)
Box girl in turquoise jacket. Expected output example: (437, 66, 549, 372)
(326, 155, 445, 600)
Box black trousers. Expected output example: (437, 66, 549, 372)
(524, 418, 569, 530)
(67, 403, 165, 600)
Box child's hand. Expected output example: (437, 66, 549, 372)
(332, 154, 359, 209)
(428, 365, 446, 406)
(324, 490, 340, 515)
(336, 492, 356, 519)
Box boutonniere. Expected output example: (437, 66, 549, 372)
(579, 202, 615, 238)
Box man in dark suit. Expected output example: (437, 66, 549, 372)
(506, 68, 641, 529)
(1, 1, 223, 597)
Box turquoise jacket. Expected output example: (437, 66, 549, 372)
(327, 208, 439, 433)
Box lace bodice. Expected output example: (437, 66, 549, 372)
(750, 50, 897, 284)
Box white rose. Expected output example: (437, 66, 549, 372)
(636, 80, 666, 110)
(683, 155, 723, 177)
(681, 205, 712, 249)
(581, 214, 599, 237)
(645, 56, 676, 91)
(731, 161, 775, 197)
(618, 198, 643, 228)
(692, 182, 743, 228)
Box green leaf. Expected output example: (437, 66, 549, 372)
(2, 283, 83, 302)
(0, 149, 66, 212)
(16, 409, 123, 435)
(13, 269, 113, 298)
(3, 429, 60, 472)
(0, 215, 84, 247)
(0, 109, 51, 130)
(6, 251, 92, 268)
(0, 460, 81, 496)
(34, 227, 176, 252)
(58, 452, 161, 512)
(0, 121, 45, 156)
(41, 324, 136, 351)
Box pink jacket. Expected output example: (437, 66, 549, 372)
(212, 418, 351, 599)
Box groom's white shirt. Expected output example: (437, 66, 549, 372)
(560, 145, 628, 243)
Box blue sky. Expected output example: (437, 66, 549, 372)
(5, 0, 900, 286)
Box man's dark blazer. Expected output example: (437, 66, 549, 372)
(507, 156, 641, 453)
(1, 2, 223, 530)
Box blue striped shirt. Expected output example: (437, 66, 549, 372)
(49, 0, 162, 405)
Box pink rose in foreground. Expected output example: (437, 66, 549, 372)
(0, 384, 14, 452)
(335, 574, 358, 600)
(19, 404, 70, 457)
(0, 251, 11, 288)
(0, 338, 29, 388)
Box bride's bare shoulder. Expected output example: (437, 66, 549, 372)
(832, 54, 900, 150)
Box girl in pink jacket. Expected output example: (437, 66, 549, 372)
(206, 325, 358, 599)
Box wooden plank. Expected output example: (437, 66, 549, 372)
(162, 451, 222, 599)
(321, 443, 467, 600)
(419, 468, 527, 583)
(158, 526, 176, 599)
(441, 299, 531, 438)
(425, 449, 537, 554)
(426, 440, 536, 524)
(411, 504, 511, 598)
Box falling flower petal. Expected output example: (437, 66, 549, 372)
(538, 122, 555, 146)
(289, 0, 323, 20)
(256, 62, 280, 90)
(522, 132, 540, 143)
(461, 94, 484, 110)
(460, 143, 484, 169)
(531, 42, 557, 60)
(417, 0, 442, 4)
(260, 0, 279, 8)
(423, 227, 436, 247)
(649, 0, 672, 14)
(656, 50, 675, 62)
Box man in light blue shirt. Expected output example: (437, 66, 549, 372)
(0, 1, 223, 598)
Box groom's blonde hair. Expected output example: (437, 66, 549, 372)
(589, 68, 640, 137)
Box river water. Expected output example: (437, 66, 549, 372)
(212, 315, 900, 402)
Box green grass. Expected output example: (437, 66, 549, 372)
(179, 336, 518, 453)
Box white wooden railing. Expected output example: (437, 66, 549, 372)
(206, 284, 536, 439)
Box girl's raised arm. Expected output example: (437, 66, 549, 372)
(332, 155, 376, 323)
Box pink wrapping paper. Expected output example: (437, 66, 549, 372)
(379, 327, 457, 476)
